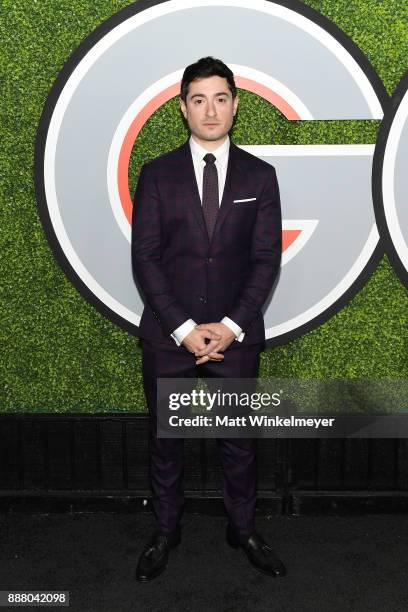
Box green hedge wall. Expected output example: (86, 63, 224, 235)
(0, 0, 407, 413)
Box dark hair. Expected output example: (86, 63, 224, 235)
(180, 56, 237, 101)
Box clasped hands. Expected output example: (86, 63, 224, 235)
(182, 322, 236, 365)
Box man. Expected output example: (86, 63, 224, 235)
(132, 57, 284, 580)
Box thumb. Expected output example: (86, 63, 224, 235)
(199, 328, 221, 338)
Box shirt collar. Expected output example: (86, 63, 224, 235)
(189, 134, 230, 164)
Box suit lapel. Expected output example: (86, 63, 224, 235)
(211, 142, 241, 243)
(178, 140, 209, 242)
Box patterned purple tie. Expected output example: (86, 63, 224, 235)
(202, 153, 219, 240)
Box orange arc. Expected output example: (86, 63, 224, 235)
(119, 78, 302, 253)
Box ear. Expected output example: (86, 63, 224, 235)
(180, 97, 187, 119)
(233, 94, 239, 116)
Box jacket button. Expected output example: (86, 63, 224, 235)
(198, 296, 207, 304)
(205, 257, 213, 263)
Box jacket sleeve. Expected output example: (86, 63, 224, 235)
(131, 164, 190, 336)
(225, 165, 282, 331)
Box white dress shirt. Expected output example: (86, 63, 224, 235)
(171, 135, 244, 346)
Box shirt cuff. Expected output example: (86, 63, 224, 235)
(222, 317, 245, 342)
(171, 319, 197, 346)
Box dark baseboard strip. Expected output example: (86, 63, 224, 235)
(291, 491, 408, 515)
(1, 491, 408, 515)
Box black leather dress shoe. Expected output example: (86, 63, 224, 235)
(136, 529, 181, 582)
(226, 524, 286, 577)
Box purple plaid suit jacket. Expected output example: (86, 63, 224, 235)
(131, 139, 282, 348)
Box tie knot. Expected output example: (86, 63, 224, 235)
(203, 153, 216, 165)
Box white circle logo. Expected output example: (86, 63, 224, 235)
(35, 0, 387, 344)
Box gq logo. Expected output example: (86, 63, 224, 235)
(374, 70, 408, 288)
(35, 0, 387, 344)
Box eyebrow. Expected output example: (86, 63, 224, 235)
(189, 92, 230, 99)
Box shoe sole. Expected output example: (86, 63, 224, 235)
(136, 562, 168, 582)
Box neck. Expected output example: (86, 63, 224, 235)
(191, 134, 228, 151)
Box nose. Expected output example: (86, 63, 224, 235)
(206, 100, 216, 117)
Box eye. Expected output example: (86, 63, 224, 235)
(194, 99, 203, 104)
(218, 97, 227, 103)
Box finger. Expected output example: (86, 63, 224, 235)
(195, 353, 211, 364)
(208, 351, 224, 361)
(200, 329, 221, 340)
(196, 351, 224, 364)
(196, 325, 220, 336)
(195, 355, 209, 365)
(195, 342, 208, 352)
(194, 338, 221, 357)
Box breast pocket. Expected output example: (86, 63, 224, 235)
(233, 198, 256, 205)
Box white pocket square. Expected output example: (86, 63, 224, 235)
(233, 197, 257, 203)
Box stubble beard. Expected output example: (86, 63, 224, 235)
(196, 125, 231, 143)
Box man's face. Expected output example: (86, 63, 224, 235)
(180, 75, 239, 150)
